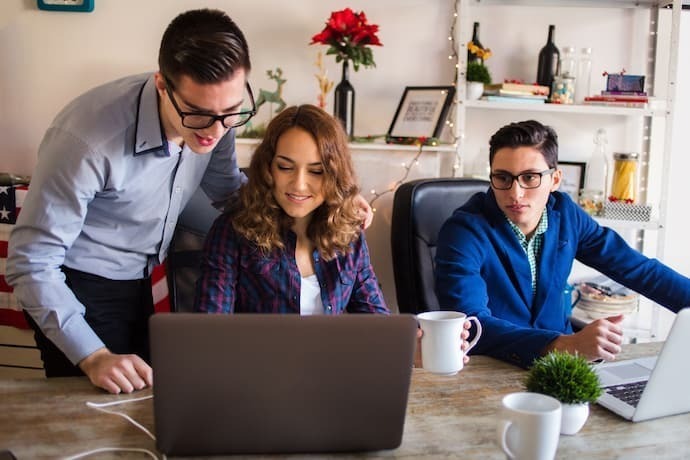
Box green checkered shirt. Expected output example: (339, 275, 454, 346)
(506, 211, 549, 296)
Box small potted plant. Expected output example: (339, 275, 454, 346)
(466, 42, 492, 100)
(524, 351, 602, 435)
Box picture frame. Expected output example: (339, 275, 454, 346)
(558, 161, 586, 201)
(386, 86, 455, 143)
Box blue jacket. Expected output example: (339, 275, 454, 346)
(435, 189, 690, 367)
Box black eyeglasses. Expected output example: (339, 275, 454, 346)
(489, 168, 556, 190)
(165, 79, 256, 129)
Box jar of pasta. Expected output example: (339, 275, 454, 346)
(610, 153, 639, 203)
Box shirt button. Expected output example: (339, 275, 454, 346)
(174, 187, 182, 194)
(326, 305, 332, 311)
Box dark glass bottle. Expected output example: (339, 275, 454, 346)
(333, 60, 355, 138)
(467, 22, 483, 64)
(537, 25, 560, 91)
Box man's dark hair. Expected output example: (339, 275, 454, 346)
(159, 9, 251, 87)
(489, 120, 559, 169)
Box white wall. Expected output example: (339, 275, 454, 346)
(661, 11, 690, 333)
(0, 0, 456, 174)
(1, 1, 687, 312)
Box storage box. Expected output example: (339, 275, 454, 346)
(601, 201, 652, 221)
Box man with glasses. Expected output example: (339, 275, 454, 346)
(8, 9, 311, 394)
(434, 120, 690, 368)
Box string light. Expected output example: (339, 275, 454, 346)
(367, 1, 463, 207)
(447, 0, 462, 177)
(368, 143, 425, 209)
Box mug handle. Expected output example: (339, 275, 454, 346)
(571, 288, 582, 308)
(497, 419, 516, 460)
(465, 316, 482, 352)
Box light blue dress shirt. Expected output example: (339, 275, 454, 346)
(6, 73, 245, 364)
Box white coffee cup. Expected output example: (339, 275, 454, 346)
(497, 392, 562, 460)
(416, 311, 482, 375)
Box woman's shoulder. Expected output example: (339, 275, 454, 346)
(207, 210, 241, 241)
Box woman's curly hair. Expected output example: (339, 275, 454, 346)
(233, 104, 361, 260)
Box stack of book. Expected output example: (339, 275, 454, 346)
(583, 91, 648, 108)
(481, 82, 549, 104)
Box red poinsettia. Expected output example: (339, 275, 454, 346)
(310, 8, 382, 71)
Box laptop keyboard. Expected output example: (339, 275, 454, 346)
(604, 381, 648, 407)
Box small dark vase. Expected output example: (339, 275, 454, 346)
(333, 60, 355, 138)
(467, 22, 483, 65)
(537, 25, 560, 92)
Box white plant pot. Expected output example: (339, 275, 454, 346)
(560, 402, 589, 435)
(466, 81, 484, 101)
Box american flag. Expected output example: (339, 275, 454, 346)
(0, 183, 28, 328)
(0, 183, 170, 330)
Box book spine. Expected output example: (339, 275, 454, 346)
(601, 90, 648, 97)
(585, 96, 648, 103)
(583, 100, 647, 108)
(483, 95, 546, 104)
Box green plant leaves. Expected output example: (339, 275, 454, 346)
(524, 351, 603, 404)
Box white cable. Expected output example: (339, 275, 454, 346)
(62, 395, 161, 460)
(85, 395, 156, 440)
(64, 446, 158, 459)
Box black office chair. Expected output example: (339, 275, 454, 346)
(166, 187, 223, 312)
(391, 178, 489, 314)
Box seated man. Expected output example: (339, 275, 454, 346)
(435, 119, 690, 367)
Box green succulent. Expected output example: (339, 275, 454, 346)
(466, 61, 492, 85)
(524, 351, 603, 404)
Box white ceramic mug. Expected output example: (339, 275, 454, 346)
(416, 311, 482, 375)
(497, 392, 562, 460)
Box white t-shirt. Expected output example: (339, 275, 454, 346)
(300, 274, 324, 315)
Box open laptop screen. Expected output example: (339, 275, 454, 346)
(150, 313, 418, 456)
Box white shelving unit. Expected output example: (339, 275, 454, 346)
(452, 0, 684, 341)
(236, 138, 458, 153)
(464, 99, 667, 117)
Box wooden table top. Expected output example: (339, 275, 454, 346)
(1, 342, 688, 459)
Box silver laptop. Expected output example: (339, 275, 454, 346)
(594, 307, 690, 422)
(150, 313, 418, 456)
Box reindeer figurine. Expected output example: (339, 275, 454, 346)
(255, 68, 287, 114)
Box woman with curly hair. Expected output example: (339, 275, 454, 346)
(194, 104, 388, 315)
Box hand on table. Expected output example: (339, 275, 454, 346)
(545, 314, 624, 361)
(78, 347, 153, 394)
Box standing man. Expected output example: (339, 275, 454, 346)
(6, 9, 255, 394)
(435, 120, 690, 368)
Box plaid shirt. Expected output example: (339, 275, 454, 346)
(195, 212, 388, 315)
(506, 210, 549, 296)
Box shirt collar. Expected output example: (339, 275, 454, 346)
(505, 209, 549, 243)
(133, 75, 170, 157)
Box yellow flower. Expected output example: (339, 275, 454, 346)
(468, 41, 491, 60)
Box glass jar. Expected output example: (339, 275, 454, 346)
(581, 128, 610, 213)
(579, 189, 604, 216)
(610, 153, 639, 203)
(559, 46, 577, 78)
(550, 75, 575, 104)
(576, 47, 592, 103)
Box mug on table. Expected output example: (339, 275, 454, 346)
(416, 311, 482, 375)
(496, 392, 562, 460)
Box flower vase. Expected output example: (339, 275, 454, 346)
(560, 402, 589, 435)
(334, 60, 355, 138)
(466, 81, 484, 101)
